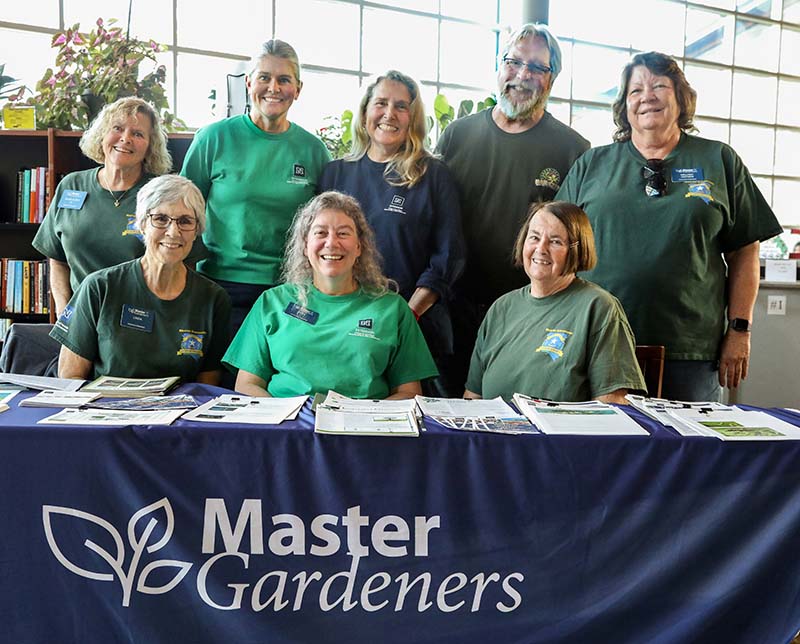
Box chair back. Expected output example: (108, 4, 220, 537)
(0, 323, 59, 376)
(635, 345, 665, 398)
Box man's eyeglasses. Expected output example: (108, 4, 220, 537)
(148, 213, 198, 231)
(502, 57, 552, 76)
(641, 159, 667, 198)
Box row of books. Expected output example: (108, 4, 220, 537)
(1, 258, 50, 315)
(14, 166, 51, 224)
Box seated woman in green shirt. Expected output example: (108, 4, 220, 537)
(50, 175, 231, 384)
(223, 191, 438, 399)
(465, 201, 645, 403)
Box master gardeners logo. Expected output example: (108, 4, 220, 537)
(43, 498, 192, 607)
(535, 328, 573, 361)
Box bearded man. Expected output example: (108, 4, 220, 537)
(436, 23, 589, 394)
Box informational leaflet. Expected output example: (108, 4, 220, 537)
(181, 395, 307, 425)
(20, 390, 100, 408)
(86, 395, 199, 411)
(514, 394, 650, 436)
(80, 375, 180, 398)
(0, 374, 85, 392)
(665, 408, 800, 441)
(314, 408, 419, 437)
(321, 391, 419, 416)
(415, 395, 538, 435)
(0, 389, 20, 405)
(38, 408, 185, 426)
(625, 394, 730, 435)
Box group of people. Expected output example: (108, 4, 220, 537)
(33, 23, 782, 404)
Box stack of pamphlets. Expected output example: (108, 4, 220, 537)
(415, 395, 538, 435)
(80, 375, 180, 398)
(663, 407, 800, 440)
(86, 395, 199, 411)
(0, 374, 85, 392)
(20, 390, 100, 408)
(314, 392, 420, 436)
(182, 394, 307, 425)
(513, 394, 650, 436)
(38, 408, 186, 426)
(625, 394, 730, 435)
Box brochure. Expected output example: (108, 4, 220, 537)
(81, 375, 180, 398)
(86, 395, 199, 411)
(38, 408, 185, 426)
(20, 390, 100, 408)
(181, 395, 307, 425)
(625, 394, 730, 434)
(314, 408, 419, 437)
(665, 408, 800, 441)
(514, 394, 650, 436)
(0, 374, 85, 392)
(321, 391, 419, 416)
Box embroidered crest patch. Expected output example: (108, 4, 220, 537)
(535, 328, 573, 361)
(534, 168, 561, 191)
(176, 330, 206, 358)
(123, 213, 144, 240)
(684, 181, 715, 204)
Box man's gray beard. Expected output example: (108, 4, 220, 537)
(497, 86, 549, 121)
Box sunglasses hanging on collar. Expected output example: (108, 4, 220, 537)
(641, 158, 668, 197)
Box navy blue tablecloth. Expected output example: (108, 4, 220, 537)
(1, 385, 799, 643)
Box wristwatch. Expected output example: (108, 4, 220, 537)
(728, 318, 752, 332)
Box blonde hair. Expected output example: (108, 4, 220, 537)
(79, 97, 171, 176)
(347, 70, 431, 188)
(282, 191, 396, 305)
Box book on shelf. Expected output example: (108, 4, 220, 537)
(0, 259, 51, 315)
(13, 166, 49, 223)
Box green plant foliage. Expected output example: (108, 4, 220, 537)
(317, 109, 353, 159)
(0, 64, 26, 101)
(14, 18, 185, 131)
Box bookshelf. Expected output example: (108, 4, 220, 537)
(0, 129, 194, 328)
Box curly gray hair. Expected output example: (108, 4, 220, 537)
(282, 191, 395, 305)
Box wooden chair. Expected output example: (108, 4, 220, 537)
(635, 345, 665, 398)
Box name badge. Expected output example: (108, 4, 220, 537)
(284, 302, 319, 325)
(671, 168, 704, 182)
(120, 304, 154, 332)
(57, 190, 88, 209)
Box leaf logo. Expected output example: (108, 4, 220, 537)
(42, 498, 192, 607)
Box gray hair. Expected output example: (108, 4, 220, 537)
(79, 97, 172, 176)
(282, 191, 394, 305)
(135, 174, 206, 235)
(249, 39, 302, 84)
(500, 23, 563, 80)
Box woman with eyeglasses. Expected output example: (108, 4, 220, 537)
(464, 201, 644, 403)
(557, 51, 781, 401)
(50, 175, 231, 384)
(318, 70, 465, 396)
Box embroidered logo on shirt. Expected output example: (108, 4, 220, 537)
(176, 329, 206, 359)
(349, 319, 380, 340)
(287, 163, 310, 185)
(684, 181, 715, 204)
(535, 328, 573, 361)
(384, 194, 407, 214)
(123, 213, 144, 241)
(534, 168, 561, 191)
(54, 304, 75, 333)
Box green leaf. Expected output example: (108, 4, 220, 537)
(433, 94, 452, 121)
(457, 100, 473, 118)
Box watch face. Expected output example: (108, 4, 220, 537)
(729, 318, 751, 332)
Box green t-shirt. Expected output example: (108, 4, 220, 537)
(466, 280, 645, 402)
(436, 109, 590, 305)
(50, 259, 231, 381)
(223, 283, 438, 399)
(180, 115, 331, 285)
(32, 168, 206, 293)
(556, 134, 782, 360)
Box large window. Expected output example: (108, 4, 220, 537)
(1, 0, 797, 228)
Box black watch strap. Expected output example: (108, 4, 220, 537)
(728, 318, 752, 332)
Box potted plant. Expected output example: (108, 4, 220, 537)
(16, 18, 183, 131)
